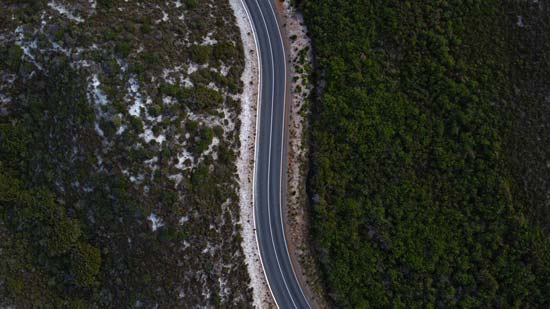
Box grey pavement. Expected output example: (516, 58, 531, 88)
(243, 0, 311, 308)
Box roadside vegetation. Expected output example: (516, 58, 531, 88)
(0, 0, 251, 307)
(300, 0, 550, 307)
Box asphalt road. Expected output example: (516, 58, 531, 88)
(243, 0, 311, 308)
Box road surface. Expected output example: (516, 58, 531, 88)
(243, 0, 311, 308)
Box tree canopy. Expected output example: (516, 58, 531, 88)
(300, 0, 550, 306)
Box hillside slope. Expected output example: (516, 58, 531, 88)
(0, 0, 252, 306)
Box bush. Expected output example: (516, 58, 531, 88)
(70, 243, 101, 287)
(142, 51, 161, 66)
(46, 217, 81, 256)
(97, 0, 115, 9)
(189, 45, 211, 64)
(195, 126, 213, 154)
(6, 45, 23, 70)
(129, 116, 144, 133)
(159, 83, 181, 97)
(213, 42, 237, 62)
(192, 85, 223, 111)
(185, 0, 198, 9)
(148, 104, 162, 117)
(115, 41, 132, 58)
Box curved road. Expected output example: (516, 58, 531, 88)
(243, 0, 311, 308)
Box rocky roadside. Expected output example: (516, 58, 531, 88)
(276, 0, 329, 307)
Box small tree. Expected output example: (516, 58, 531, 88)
(190, 45, 211, 64)
(71, 243, 101, 287)
(185, 0, 198, 9)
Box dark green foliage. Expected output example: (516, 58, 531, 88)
(140, 20, 152, 34)
(141, 51, 161, 66)
(190, 45, 212, 64)
(97, 0, 116, 9)
(115, 41, 132, 58)
(70, 243, 101, 287)
(46, 217, 81, 256)
(192, 84, 224, 111)
(0, 168, 97, 304)
(6, 45, 23, 70)
(163, 82, 224, 113)
(129, 115, 144, 133)
(194, 126, 214, 155)
(301, 0, 550, 307)
(158, 83, 177, 96)
(185, 0, 198, 10)
(148, 104, 162, 117)
(103, 29, 116, 41)
(213, 42, 238, 63)
(0, 60, 103, 304)
(190, 68, 239, 94)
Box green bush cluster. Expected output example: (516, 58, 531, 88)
(0, 60, 104, 305)
(190, 45, 212, 64)
(71, 243, 102, 287)
(160, 83, 223, 113)
(190, 42, 239, 67)
(185, 0, 198, 10)
(6, 45, 23, 70)
(115, 41, 132, 58)
(300, 0, 550, 307)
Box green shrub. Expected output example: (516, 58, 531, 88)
(115, 41, 132, 58)
(213, 42, 237, 62)
(195, 126, 213, 154)
(97, 0, 115, 9)
(7, 45, 23, 70)
(159, 83, 180, 97)
(192, 85, 223, 111)
(148, 104, 162, 117)
(142, 51, 161, 66)
(185, 0, 198, 9)
(70, 243, 101, 287)
(190, 45, 211, 64)
(129, 116, 144, 133)
(46, 217, 81, 256)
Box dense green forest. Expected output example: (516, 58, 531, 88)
(0, 0, 251, 307)
(300, 0, 550, 307)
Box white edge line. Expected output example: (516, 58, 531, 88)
(238, 0, 280, 308)
(267, 1, 312, 308)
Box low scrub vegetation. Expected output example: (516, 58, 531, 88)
(300, 0, 550, 307)
(0, 0, 251, 307)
